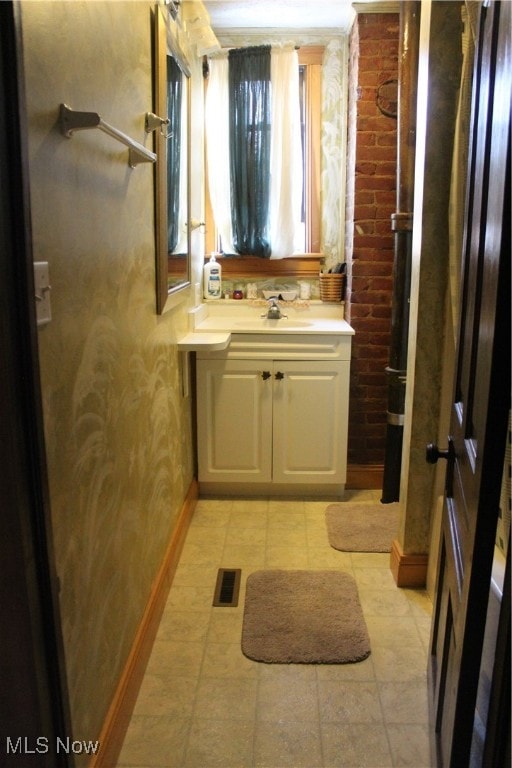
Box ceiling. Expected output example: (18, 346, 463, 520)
(201, 0, 358, 32)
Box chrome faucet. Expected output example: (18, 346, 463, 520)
(261, 298, 287, 320)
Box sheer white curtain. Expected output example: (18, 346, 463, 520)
(205, 54, 235, 253)
(205, 47, 302, 258)
(269, 46, 302, 258)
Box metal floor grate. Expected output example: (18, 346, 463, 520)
(213, 568, 241, 607)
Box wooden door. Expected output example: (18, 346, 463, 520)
(272, 360, 349, 485)
(427, 2, 511, 766)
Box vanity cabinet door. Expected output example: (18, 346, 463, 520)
(196, 359, 273, 483)
(272, 361, 349, 484)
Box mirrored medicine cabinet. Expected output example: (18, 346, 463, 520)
(154, 4, 191, 314)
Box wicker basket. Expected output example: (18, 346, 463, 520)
(319, 273, 345, 302)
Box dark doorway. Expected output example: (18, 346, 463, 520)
(0, 3, 73, 766)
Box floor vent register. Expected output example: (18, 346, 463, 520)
(213, 568, 242, 607)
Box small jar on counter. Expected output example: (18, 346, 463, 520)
(246, 283, 258, 299)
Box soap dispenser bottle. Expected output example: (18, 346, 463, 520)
(203, 253, 222, 300)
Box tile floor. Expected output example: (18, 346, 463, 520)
(117, 491, 433, 768)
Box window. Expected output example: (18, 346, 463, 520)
(205, 45, 323, 271)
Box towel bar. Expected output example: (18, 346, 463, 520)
(59, 103, 157, 168)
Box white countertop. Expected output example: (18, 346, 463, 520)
(177, 300, 354, 351)
(177, 332, 231, 351)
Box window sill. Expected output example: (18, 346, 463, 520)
(205, 255, 322, 277)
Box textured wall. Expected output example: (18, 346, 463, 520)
(400, 1, 462, 555)
(21, 0, 195, 754)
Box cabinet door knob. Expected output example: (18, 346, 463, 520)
(275, 371, 285, 380)
(261, 371, 271, 380)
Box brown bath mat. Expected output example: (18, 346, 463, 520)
(241, 570, 370, 664)
(325, 502, 400, 553)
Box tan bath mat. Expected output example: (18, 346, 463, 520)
(325, 502, 400, 553)
(241, 569, 370, 664)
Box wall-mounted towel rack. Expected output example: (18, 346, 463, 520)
(59, 103, 157, 168)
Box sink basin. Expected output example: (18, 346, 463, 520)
(234, 319, 313, 329)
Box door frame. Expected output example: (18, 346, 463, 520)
(0, 3, 73, 765)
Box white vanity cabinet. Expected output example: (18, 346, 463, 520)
(196, 332, 352, 496)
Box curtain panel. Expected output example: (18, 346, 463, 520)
(228, 45, 271, 257)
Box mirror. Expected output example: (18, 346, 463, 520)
(154, 5, 191, 313)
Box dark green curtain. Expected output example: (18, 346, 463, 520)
(167, 55, 182, 254)
(228, 45, 271, 258)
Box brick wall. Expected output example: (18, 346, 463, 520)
(347, 13, 399, 466)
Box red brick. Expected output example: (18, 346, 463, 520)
(358, 56, 399, 73)
(357, 176, 396, 191)
(355, 189, 375, 204)
(354, 221, 376, 234)
(348, 304, 372, 319)
(372, 305, 393, 319)
(358, 14, 399, 39)
(350, 314, 392, 330)
(357, 100, 381, 117)
(366, 356, 391, 371)
(357, 114, 397, 132)
(370, 276, 393, 291)
(357, 145, 398, 162)
(355, 161, 378, 175)
(360, 41, 398, 59)
(367, 411, 388, 425)
(378, 161, 399, 176)
(375, 190, 397, 206)
(352, 260, 392, 276)
(354, 205, 378, 220)
(375, 219, 395, 234)
(356, 131, 377, 146)
(377, 132, 398, 147)
(353, 235, 394, 250)
(359, 71, 399, 87)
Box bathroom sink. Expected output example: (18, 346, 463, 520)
(181, 303, 355, 347)
(234, 319, 313, 330)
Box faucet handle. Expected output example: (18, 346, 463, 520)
(261, 296, 287, 319)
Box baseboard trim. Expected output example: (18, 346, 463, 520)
(89, 478, 199, 768)
(390, 538, 428, 588)
(346, 464, 384, 490)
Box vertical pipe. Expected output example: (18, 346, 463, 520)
(381, 1, 420, 503)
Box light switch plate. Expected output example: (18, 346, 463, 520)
(34, 261, 51, 326)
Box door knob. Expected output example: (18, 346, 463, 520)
(426, 443, 450, 464)
(261, 371, 271, 380)
(275, 371, 285, 380)
(426, 439, 455, 496)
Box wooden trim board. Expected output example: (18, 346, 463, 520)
(204, 255, 322, 278)
(89, 479, 199, 768)
(390, 538, 428, 588)
(346, 464, 384, 490)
